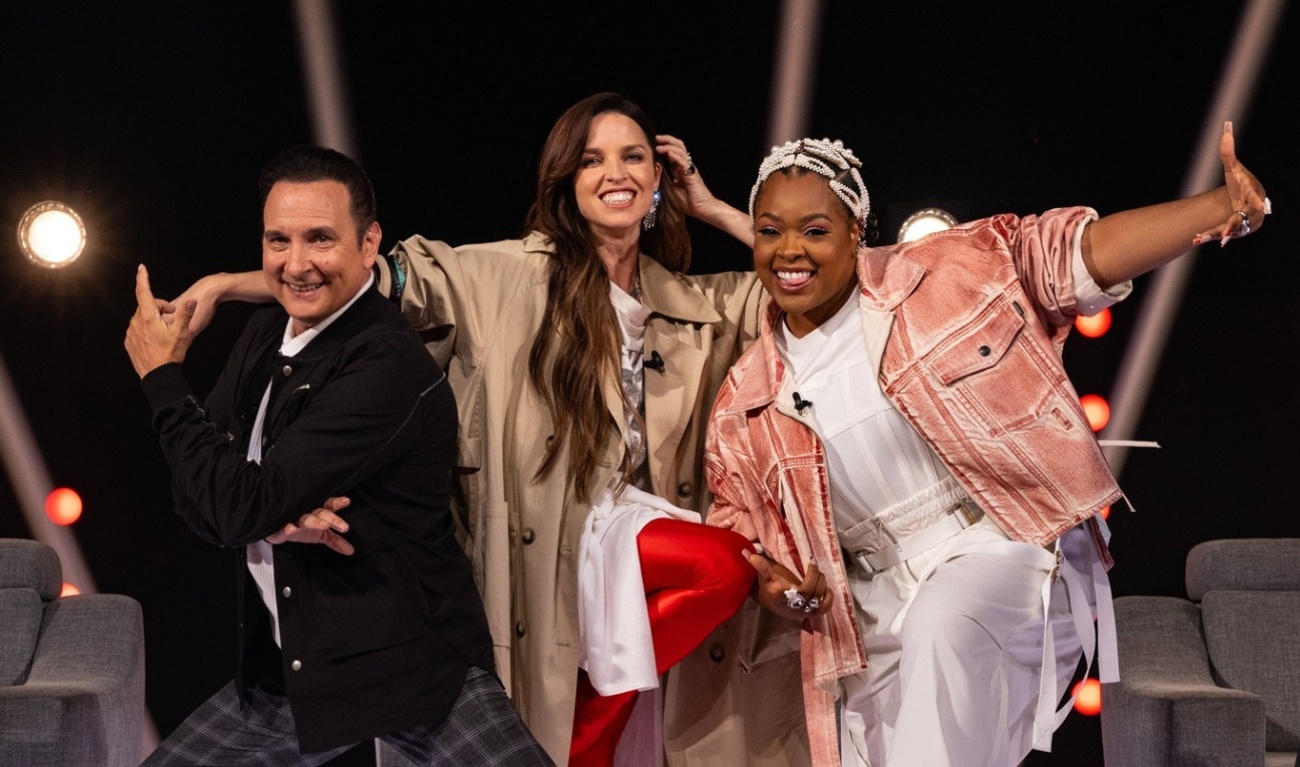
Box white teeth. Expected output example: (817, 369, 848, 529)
(602, 191, 633, 204)
(286, 283, 320, 293)
(777, 270, 813, 280)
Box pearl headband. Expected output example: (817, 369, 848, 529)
(748, 138, 871, 229)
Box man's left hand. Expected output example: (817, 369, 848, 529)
(125, 264, 196, 378)
(266, 499, 355, 556)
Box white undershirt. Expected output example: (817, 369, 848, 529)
(778, 294, 952, 534)
(775, 222, 1127, 535)
(610, 281, 652, 482)
(246, 274, 374, 647)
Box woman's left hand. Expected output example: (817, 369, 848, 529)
(656, 134, 756, 246)
(1193, 121, 1270, 246)
(746, 552, 834, 621)
(656, 134, 717, 215)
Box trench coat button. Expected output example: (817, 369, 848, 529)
(282, 365, 293, 376)
(281, 586, 291, 598)
(977, 345, 991, 357)
(677, 482, 693, 498)
(515, 621, 526, 638)
(291, 660, 302, 671)
(521, 528, 536, 544)
(708, 644, 725, 662)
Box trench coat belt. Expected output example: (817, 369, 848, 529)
(851, 500, 983, 574)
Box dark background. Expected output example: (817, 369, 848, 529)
(1, 2, 1296, 764)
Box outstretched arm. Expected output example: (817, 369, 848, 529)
(165, 270, 273, 335)
(1082, 121, 1268, 290)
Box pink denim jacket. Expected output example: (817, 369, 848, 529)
(705, 207, 1122, 766)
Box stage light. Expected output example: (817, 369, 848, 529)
(17, 201, 86, 269)
(1080, 394, 1110, 432)
(897, 208, 958, 243)
(1073, 678, 1103, 716)
(45, 487, 83, 525)
(1075, 307, 1112, 338)
(61, 582, 81, 597)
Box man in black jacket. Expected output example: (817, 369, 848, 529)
(126, 146, 552, 765)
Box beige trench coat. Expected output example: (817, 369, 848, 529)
(377, 232, 810, 766)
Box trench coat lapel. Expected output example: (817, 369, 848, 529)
(638, 257, 720, 495)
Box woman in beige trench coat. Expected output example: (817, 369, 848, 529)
(175, 93, 811, 767)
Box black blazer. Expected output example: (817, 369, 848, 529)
(142, 287, 495, 752)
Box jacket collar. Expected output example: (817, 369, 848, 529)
(638, 256, 722, 324)
(855, 244, 926, 311)
(271, 285, 393, 360)
(722, 301, 788, 413)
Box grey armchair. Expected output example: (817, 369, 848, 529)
(1102, 538, 1300, 767)
(0, 538, 145, 766)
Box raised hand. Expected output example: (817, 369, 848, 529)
(656, 134, 756, 246)
(125, 264, 196, 378)
(1193, 121, 1270, 247)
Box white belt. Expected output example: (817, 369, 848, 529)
(852, 500, 982, 574)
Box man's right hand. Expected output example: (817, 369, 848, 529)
(126, 264, 197, 378)
(266, 497, 354, 555)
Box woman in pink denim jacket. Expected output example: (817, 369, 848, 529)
(704, 130, 1269, 767)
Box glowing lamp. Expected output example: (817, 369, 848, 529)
(45, 487, 83, 525)
(1080, 394, 1110, 432)
(18, 201, 86, 269)
(1075, 307, 1112, 338)
(897, 208, 958, 243)
(1073, 678, 1102, 716)
(61, 582, 81, 597)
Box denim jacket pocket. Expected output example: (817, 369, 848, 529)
(926, 297, 1064, 436)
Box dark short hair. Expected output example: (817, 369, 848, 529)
(258, 145, 377, 242)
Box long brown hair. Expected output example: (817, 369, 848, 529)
(523, 92, 691, 501)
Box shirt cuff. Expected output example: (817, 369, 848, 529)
(1072, 218, 1133, 316)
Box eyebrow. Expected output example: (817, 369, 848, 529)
(756, 211, 835, 224)
(263, 226, 339, 240)
(582, 143, 649, 155)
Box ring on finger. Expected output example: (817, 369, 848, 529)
(683, 152, 696, 176)
(1235, 209, 1251, 237)
(784, 588, 806, 610)
(1264, 196, 1273, 215)
(803, 596, 820, 613)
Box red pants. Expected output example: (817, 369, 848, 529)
(569, 518, 754, 767)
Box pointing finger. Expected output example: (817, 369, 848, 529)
(134, 264, 157, 312)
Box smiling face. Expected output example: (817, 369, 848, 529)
(262, 180, 380, 336)
(573, 111, 662, 247)
(752, 171, 862, 338)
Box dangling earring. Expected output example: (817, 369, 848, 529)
(642, 188, 661, 230)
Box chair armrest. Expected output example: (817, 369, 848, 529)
(28, 595, 144, 689)
(1101, 595, 1266, 767)
(0, 594, 146, 767)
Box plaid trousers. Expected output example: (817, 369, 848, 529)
(142, 666, 553, 766)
